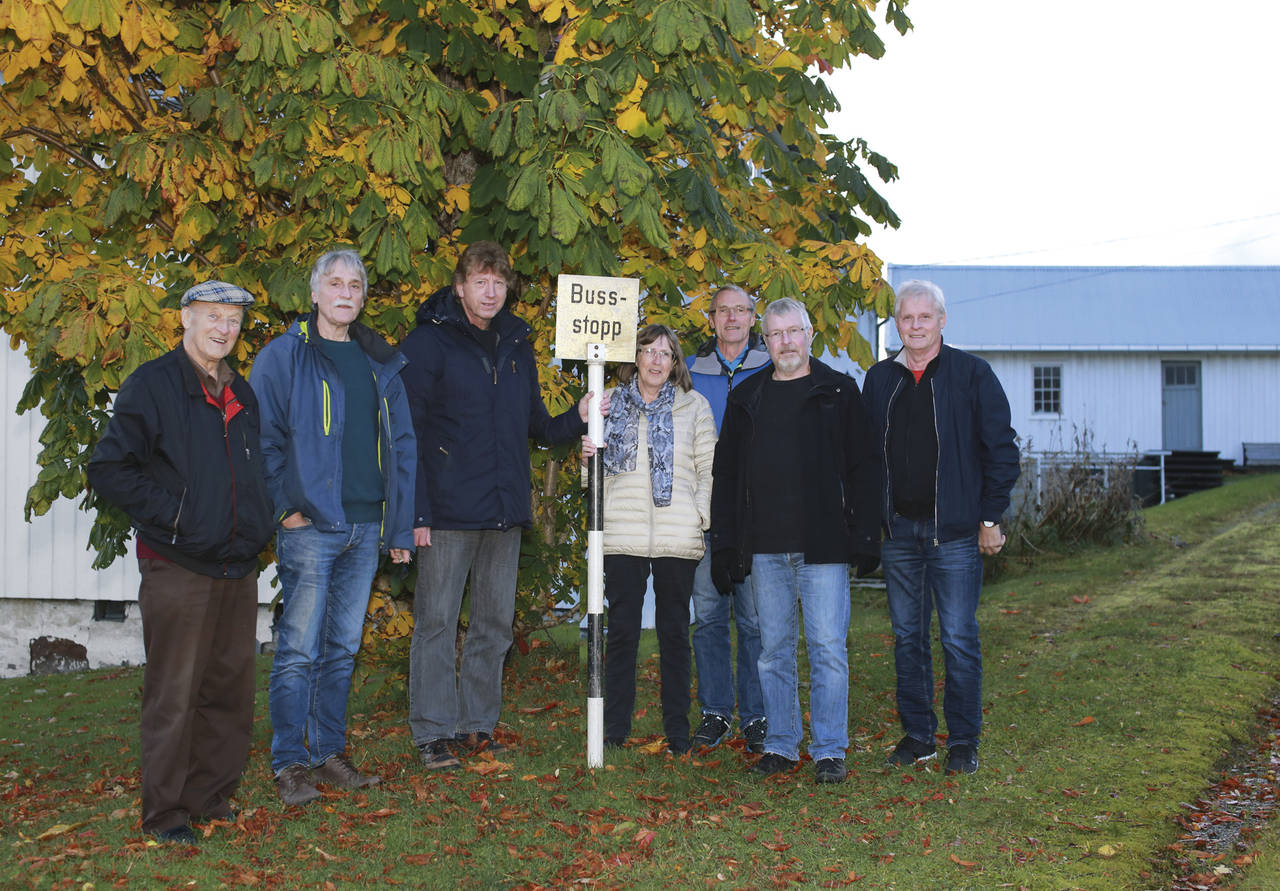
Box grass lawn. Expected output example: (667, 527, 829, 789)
(3, 474, 1280, 889)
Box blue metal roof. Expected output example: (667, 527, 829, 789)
(886, 265, 1280, 351)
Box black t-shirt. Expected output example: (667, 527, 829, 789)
(888, 359, 940, 520)
(748, 374, 809, 554)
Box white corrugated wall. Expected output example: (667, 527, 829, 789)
(978, 350, 1280, 464)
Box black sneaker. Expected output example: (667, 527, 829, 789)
(604, 737, 626, 750)
(741, 717, 767, 754)
(691, 714, 731, 750)
(418, 738, 462, 771)
(885, 735, 937, 767)
(152, 824, 197, 845)
(454, 731, 506, 755)
(814, 757, 848, 783)
(945, 744, 979, 775)
(751, 752, 799, 776)
(667, 738, 691, 756)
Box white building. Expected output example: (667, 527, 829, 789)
(1, 344, 277, 678)
(884, 265, 1280, 466)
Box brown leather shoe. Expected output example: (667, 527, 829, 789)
(275, 764, 322, 806)
(312, 753, 381, 788)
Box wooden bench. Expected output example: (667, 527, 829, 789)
(1242, 443, 1280, 467)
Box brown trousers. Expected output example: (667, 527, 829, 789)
(137, 559, 258, 833)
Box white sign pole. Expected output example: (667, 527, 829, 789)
(585, 342, 606, 769)
(552, 273, 638, 768)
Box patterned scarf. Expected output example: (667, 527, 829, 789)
(602, 378, 676, 507)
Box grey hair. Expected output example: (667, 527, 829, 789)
(762, 297, 812, 331)
(711, 284, 754, 308)
(894, 280, 946, 317)
(310, 249, 368, 298)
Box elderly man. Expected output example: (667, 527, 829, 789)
(686, 285, 771, 753)
(710, 297, 880, 783)
(400, 241, 603, 770)
(251, 250, 416, 806)
(864, 280, 1020, 776)
(88, 281, 274, 844)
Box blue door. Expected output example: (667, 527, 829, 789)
(1161, 361, 1202, 451)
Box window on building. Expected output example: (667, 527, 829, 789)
(1033, 365, 1062, 414)
(93, 601, 127, 622)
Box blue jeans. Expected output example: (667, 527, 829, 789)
(691, 540, 765, 727)
(269, 522, 381, 773)
(751, 553, 850, 761)
(882, 515, 985, 749)
(408, 528, 522, 745)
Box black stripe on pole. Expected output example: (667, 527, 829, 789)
(587, 614, 603, 698)
(587, 453, 603, 529)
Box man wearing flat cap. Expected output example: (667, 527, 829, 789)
(88, 280, 274, 844)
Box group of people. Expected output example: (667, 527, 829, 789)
(586, 281, 1018, 784)
(86, 240, 1018, 844)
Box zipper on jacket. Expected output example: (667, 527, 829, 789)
(322, 379, 332, 435)
(930, 378, 940, 548)
(222, 401, 239, 574)
(171, 487, 187, 544)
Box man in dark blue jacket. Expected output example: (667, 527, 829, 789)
(399, 241, 603, 770)
(863, 280, 1020, 776)
(252, 250, 416, 806)
(88, 280, 274, 844)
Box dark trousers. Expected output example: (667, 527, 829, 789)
(603, 555, 696, 744)
(138, 559, 258, 833)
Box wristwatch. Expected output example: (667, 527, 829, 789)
(982, 520, 996, 528)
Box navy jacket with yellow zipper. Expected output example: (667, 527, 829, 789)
(250, 313, 416, 552)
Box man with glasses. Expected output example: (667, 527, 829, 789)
(686, 285, 771, 753)
(709, 298, 880, 783)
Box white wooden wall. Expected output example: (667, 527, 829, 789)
(3, 345, 276, 603)
(979, 350, 1280, 464)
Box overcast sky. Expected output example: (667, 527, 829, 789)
(824, 0, 1280, 268)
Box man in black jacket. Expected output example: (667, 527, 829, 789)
(863, 280, 1020, 776)
(399, 241, 604, 770)
(710, 297, 880, 784)
(88, 281, 274, 843)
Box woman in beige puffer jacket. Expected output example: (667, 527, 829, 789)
(584, 324, 716, 755)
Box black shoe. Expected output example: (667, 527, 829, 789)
(193, 805, 237, 825)
(690, 714, 731, 750)
(604, 736, 626, 750)
(886, 735, 937, 767)
(945, 744, 979, 775)
(667, 738, 691, 755)
(152, 825, 197, 845)
(454, 731, 506, 755)
(741, 717, 767, 754)
(814, 757, 848, 784)
(751, 752, 799, 776)
(418, 738, 462, 771)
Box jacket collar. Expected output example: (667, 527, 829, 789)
(293, 313, 401, 367)
(416, 285, 531, 341)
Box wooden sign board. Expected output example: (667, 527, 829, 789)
(553, 274, 640, 362)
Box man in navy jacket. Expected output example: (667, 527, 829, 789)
(88, 280, 274, 843)
(863, 279, 1020, 776)
(399, 241, 604, 770)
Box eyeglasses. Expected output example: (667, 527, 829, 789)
(763, 326, 809, 342)
(713, 305, 754, 317)
(638, 347, 673, 362)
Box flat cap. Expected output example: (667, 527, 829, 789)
(180, 280, 256, 307)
